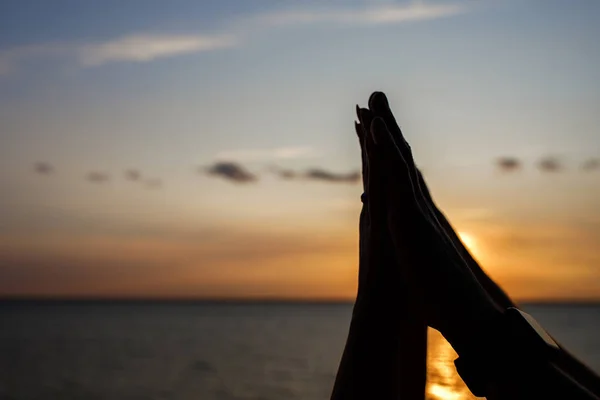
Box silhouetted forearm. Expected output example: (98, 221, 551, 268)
(331, 302, 426, 400)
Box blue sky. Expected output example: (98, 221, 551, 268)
(1, 0, 599, 299)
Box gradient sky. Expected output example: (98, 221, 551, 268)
(1, 0, 599, 300)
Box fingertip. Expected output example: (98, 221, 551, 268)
(368, 91, 389, 113)
(354, 121, 363, 139)
(358, 107, 372, 122)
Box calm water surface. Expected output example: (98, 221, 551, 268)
(1, 302, 598, 400)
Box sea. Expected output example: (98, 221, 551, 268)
(0, 302, 598, 400)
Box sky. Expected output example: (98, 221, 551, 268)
(1, 0, 599, 301)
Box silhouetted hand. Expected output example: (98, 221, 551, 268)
(329, 104, 427, 400)
(345, 91, 600, 400)
(359, 92, 503, 347)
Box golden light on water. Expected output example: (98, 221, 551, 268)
(427, 329, 478, 400)
(428, 384, 462, 400)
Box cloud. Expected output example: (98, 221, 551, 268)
(78, 34, 237, 66)
(214, 146, 318, 162)
(495, 157, 522, 173)
(86, 172, 110, 183)
(254, 2, 467, 27)
(305, 168, 360, 183)
(272, 166, 360, 184)
(34, 162, 54, 175)
(582, 158, 599, 172)
(538, 157, 562, 173)
(1, 2, 468, 74)
(205, 162, 257, 183)
(125, 169, 142, 181)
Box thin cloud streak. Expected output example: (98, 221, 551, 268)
(0, 2, 468, 73)
(253, 2, 467, 27)
(271, 166, 360, 184)
(79, 34, 237, 66)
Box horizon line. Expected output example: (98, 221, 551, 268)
(1, 296, 600, 306)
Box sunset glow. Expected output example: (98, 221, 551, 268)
(1, 0, 599, 301)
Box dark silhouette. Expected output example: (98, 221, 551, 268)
(331, 92, 600, 400)
(205, 161, 257, 183)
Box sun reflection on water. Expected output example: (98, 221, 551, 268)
(427, 329, 478, 400)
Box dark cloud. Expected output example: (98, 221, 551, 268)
(145, 178, 163, 189)
(305, 168, 360, 184)
(86, 172, 110, 183)
(271, 166, 360, 184)
(34, 162, 54, 175)
(582, 158, 599, 172)
(125, 169, 142, 181)
(495, 157, 521, 172)
(538, 157, 562, 173)
(205, 162, 257, 183)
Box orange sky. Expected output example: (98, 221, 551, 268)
(1, 0, 600, 301)
(2, 197, 599, 301)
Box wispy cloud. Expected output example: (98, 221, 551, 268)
(253, 2, 467, 27)
(271, 166, 360, 184)
(214, 146, 318, 162)
(0, 34, 236, 73)
(78, 34, 237, 66)
(1, 2, 468, 74)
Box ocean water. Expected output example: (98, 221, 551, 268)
(0, 302, 598, 400)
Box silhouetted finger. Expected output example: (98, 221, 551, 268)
(357, 108, 374, 195)
(356, 121, 368, 193)
(369, 117, 420, 214)
(364, 118, 386, 224)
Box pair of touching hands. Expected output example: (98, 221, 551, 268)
(334, 91, 599, 400)
(353, 91, 512, 342)
(331, 91, 512, 400)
